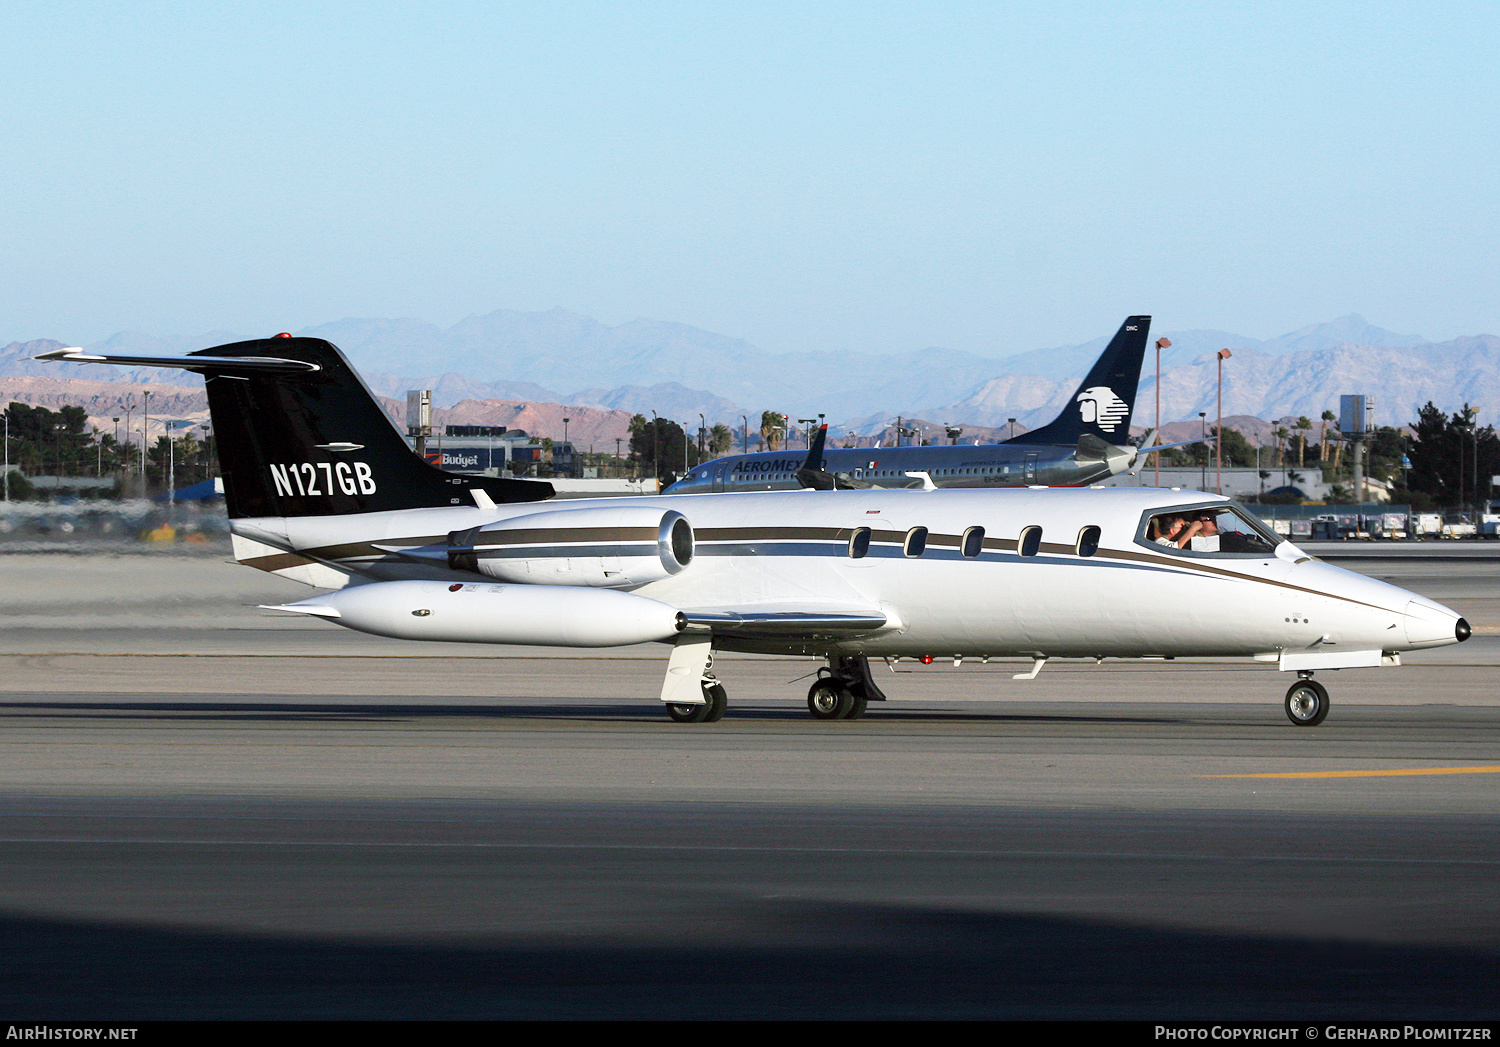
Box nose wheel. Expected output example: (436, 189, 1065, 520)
(1284, 678, 1330, 726)
(666, 679, 728, 723)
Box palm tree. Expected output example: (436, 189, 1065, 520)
(1295, 416, 1312, 468)
(1274, 425, 1291, 483)
(1320, 410, 1336, 465)
(759, 410, 785, 452)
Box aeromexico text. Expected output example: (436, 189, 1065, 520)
(732, 458, 806, 474)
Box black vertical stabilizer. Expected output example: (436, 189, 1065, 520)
(190, 337, 554, 518)
(1006, 315, 1151, 446)
(796, 424, 838, 490)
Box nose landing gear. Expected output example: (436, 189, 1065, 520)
(667, 677, 728, 723)
(1284, 672, 1330, 727)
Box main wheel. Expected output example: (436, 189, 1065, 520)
(702, 682, 728, 722)
(807, 679, 854, 720)
(666, 700, 711, 723)
(1284, 679, 1330, 727)
(843, 692, 868, 720)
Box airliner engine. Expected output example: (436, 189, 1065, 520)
(266, 580, 688, 647)
(437, 506, 693, 588)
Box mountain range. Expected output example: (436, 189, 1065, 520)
(1, 310, 1492, 436)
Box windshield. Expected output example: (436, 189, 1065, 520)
(1141, 503, 1282, 557)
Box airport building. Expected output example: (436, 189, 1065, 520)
(402, 426, 568, 477)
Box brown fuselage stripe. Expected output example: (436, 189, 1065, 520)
(241, 524, 1397, 616)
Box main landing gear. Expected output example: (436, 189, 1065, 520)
(1284, 671, 1331, 727)
(807, 655, 888, 721)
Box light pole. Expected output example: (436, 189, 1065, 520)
(141, 391, 152, 484)
(164, 420, 193, 508)
(1154, 337, 1171, 486)
(1007, 418, 1016, 442)
(699, 413, 706, 461)
(1199, 412, 1207, 491)
(121, 400, 135, 488)
(797, 418, 817, 449)
(201, 424, 212, 486)
(1471, 412, 1481, 515)
(649, 410, 659, 484)
(2, 409, 8, 502)
(1216, 349, 1232, 494)
(740, 415, 749, 455)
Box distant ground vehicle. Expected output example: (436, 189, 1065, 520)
(1442, 513, 1476, 539)
(1312, 513, 1358, 540)
(1480, 514, 1500, 539)
(1413, 513, 1444, 540)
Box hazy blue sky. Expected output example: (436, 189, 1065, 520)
(4, 1, 1497, 355)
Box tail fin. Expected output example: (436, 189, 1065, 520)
(38, 336, 553, 517)
(795, 423, 836, 490)
(1007, 315, 1150, 446)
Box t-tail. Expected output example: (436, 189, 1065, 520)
(1007, 315, 1150, 446)
(36, 336, 554, 517)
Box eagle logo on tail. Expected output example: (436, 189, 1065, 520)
(1076, 386, 1128, 433)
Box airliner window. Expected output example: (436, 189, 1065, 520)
(1018, 525, 1042, 557)
(1143, 504, 1279, 557)
(1076, 525, 1101, 557)
(961, 526, 985, 558)
(904, 527, 928, 557)
(849, 527, 872, 559)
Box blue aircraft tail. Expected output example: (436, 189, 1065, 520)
(1007, 315, 1150, 446)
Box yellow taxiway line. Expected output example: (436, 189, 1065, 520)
(1204, 766, 1500, 779)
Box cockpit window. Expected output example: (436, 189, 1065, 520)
(1141, 503, 1280, 557)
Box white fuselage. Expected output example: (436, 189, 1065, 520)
(238, 486, 1465, 665)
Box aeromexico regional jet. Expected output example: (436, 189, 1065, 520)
(41, 335, 1470, 726)
(666, 315, 1156, 494)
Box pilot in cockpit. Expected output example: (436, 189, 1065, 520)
(1151, 510, 1219, 550)
(1148, 507, 1277, 555)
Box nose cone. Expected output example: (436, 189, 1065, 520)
(1404, 597, 1468, 649)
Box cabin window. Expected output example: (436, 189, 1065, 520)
(1076, 525, 1101, 557)
(1018, 525, 1042, 557)
(904, 527, 928, 557)
(849, 526, 872, 559)
(1142, 504, 1281, 557)
(961, 526, 985, 558)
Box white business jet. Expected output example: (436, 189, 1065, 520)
(39, 336, 1470, 726)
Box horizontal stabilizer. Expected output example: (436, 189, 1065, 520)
(35, 346, 319, 375)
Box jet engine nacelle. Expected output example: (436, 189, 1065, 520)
(273, 580, 688, 647)
(451, 506, 695, 588)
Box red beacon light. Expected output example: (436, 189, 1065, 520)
(274, 332, 292, 339)
(920, 654, 933, 665)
